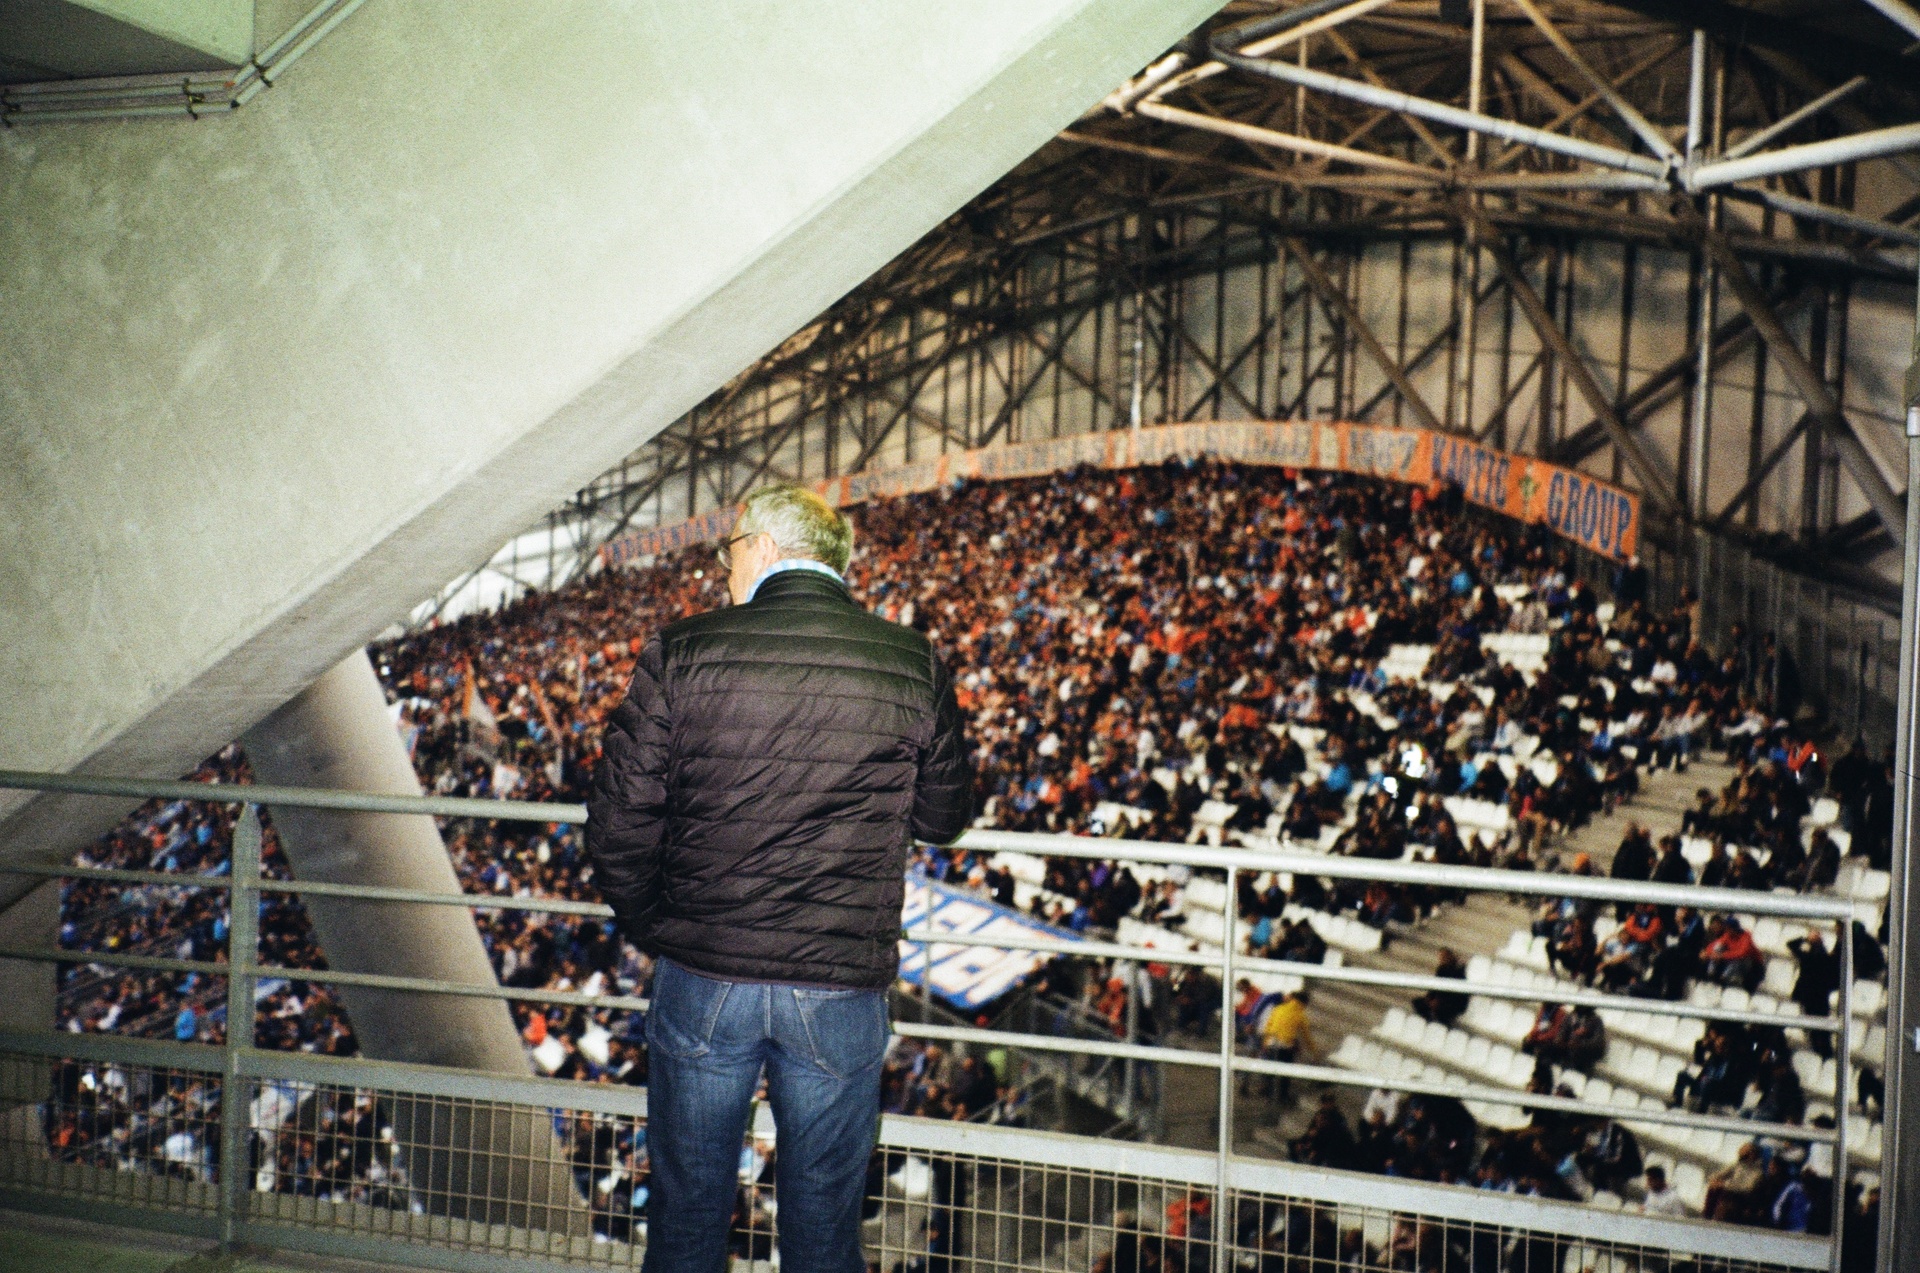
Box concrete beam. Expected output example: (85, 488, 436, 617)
(0, 0, 251, 81)
(0, 0, 1220, 900)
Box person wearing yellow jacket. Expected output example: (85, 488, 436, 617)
(1258, 991, 1316, 1102)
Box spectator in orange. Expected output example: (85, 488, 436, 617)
(1700, 917, 1765, 991)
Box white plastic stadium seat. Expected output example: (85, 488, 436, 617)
(1853, 981, 1887, 1018)
(1854, 871, 1892, 905)
(1185, 877, 1229, 914)
(1673, 1163, 1706, 1213)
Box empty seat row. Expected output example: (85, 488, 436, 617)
(1329, 1032, 1528, 1131)
(1471, 961, 1707, 1052)
(1482, 632, 1551, 656)
(1442, 795, 1512, 832)
(1281, 904, 1383, 954)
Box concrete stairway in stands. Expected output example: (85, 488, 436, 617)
(1244, 761, 1733, 1183)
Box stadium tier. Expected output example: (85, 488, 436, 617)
(47, 458, 1890, 1242)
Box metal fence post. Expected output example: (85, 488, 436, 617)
(1215, 866, 1237, 1273)
(915, 871, 932, 1024)
(1831, 917, 1853, 1273)
(218, 804, 262, 1252)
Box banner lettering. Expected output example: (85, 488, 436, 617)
(601, 421, 1640, 566)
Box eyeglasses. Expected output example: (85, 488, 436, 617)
(716, 533, 753, 570)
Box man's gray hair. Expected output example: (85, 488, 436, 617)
(734, 483, 854, 573)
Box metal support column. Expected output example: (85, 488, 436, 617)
(1686, 29, 1719, 597)
(1124, 957, 1139, 1119)
(1882, 257, 1920, 1273)
(1832, 917, 1853, 1273)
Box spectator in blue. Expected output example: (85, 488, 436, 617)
(174, 1003, 200, 1042)
(1325, 758, 1354, 797)
(1768, 1158, 1815, 1233)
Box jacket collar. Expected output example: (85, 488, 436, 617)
(748, 557, 844, 600)
(745, 568, 853, 605)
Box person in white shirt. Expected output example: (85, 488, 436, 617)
(1490, 711, 1524, 754)
(1639, 1165, 1689, 1217)
(1361, 1086, 1403, 1127)
(1652, 706, 1694, 772)
(163, 1128, 205, 1181)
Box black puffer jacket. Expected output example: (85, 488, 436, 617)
(587, 569, 974, 989)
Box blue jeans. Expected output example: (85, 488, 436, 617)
(642, 957, 889, 1273)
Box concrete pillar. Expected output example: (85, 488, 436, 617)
(241, 649, 584, 1229)
(0, 882, 57, 1158)
(0, 881, 57, 1035)
(241, 651, 518, 1071)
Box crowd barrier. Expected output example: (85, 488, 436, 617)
(0, 770, 1848, 1273)
(598, 420, 1642, 569)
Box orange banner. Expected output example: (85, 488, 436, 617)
(601, 421, 1639, 565)
(1426, 432, 1640, 560)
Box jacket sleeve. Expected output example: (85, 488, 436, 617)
(910, 650, 975, 846)
(586, 637, 671, 944)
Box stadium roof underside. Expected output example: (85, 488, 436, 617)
(469, 0, 1920, 625)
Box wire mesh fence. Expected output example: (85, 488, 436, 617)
(867, 1128, 1824, 1273)
(0, 1044, 222, 1217)
(0, 1033, 1832, 1273)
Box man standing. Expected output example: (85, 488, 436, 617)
(1258, 991, 1315, 1103)
(1786, 931, 1840, 1058)
(588, 483, 974, 1273)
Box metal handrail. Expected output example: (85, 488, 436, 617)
(5, 784, 1852, 1035)
(0, 767, 1866, 1271)
(0, 768, 585, 824)
(2, 767, 1862, 919)
(958, 826, 1858, 921)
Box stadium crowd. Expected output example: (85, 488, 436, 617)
(46, 457, 1891, 1248)
(57, 746, 357, 1056)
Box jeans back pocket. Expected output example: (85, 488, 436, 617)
(791, 987, 889, 1078)
(646, 959, 735, 1060)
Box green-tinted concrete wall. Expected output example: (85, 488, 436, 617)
(0, 0, 1221, 897)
